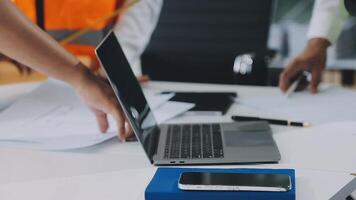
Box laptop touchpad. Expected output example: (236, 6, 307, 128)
(224, 131, 273, 147)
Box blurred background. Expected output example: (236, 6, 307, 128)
(1, 0, 356, 87)
(269, 0, 356, 88)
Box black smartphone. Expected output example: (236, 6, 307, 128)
(178, 172, 291, 192)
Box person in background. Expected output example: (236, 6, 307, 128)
(112, 0, 163, 76)
(0, 0, 131, 140)
(1, 0, 163, 78)
(279, 0, 349, 94)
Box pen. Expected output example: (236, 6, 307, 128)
(284, 71, 311, 98)
(285, 73, 304, 98)
(231, 116, 311, 127)
(351, 173, 356, 176)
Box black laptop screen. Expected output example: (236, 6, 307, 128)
(96, 32, 159, 161)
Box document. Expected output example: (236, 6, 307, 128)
(152, 101, 194, 124)
(0, 83, 38, 112)
(143, 90, 194, 123)
(241, 86, 356, 125)
(143, 91, 174, 109)
(0, 80, 193, 150)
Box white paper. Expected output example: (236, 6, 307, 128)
(153, 101, 194, 124)
(241, 86, 356, 125)
(143, 91, 195, 123)
(0, 83, 39, 112)
(0, 133, 116, 150)
(143, 91, 174, 109)
(0, 80, 118, 150)
(0, 80, 192, 150)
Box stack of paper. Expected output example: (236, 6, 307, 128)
(241, 86, 356, 125)
(0, 80, 194, 150)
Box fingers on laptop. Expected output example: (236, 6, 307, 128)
(125, 121, 134, 138)
(137, 75, 150, 83)
(111, 105, 126, 141)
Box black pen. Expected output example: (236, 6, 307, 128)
(231, 115, 311, 127)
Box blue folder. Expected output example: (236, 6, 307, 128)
(145, 168, 295, 200)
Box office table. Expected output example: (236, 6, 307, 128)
(0, 81, 355, 200)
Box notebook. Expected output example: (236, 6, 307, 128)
(161, 92, 237, 115)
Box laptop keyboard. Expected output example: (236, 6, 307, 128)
(164, 124, 224, 159)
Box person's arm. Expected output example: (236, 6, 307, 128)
(0, 0, 131, 140)
(112, 0, 163, 76)
(308, 0, 348, 44)
(0, 0, 81, 83)
(0, 52, 33, 75)
(279, 0, 349, 94)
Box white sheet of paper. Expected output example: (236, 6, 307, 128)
(152, 101, 194, 124)
(241, 86, 356, 125)
(0, 80, 192, 150)
(0, 83, 39, 112)
(0, 80, 118, 150)
(143, 91, 194, 124)
(0, 133, 116, 150)
(143, 91, 174, 109)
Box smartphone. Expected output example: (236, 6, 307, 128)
(178, 172, 291, 192)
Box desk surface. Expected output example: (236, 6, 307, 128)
(0, 81, 354, 200)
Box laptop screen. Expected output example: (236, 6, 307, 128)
(96, 32, 159, 162)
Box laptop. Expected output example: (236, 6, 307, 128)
(95, 31, 281, 165)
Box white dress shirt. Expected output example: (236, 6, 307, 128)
(113, 0, 163, 75)
(308, 0, 349, 44)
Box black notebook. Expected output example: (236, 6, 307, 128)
(161, 92, 237, 115)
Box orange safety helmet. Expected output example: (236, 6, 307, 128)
(12, 0, 125, 69)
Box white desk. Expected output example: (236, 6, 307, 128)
(0, 81, 354, 200)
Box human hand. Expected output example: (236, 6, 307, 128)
(73, 63, 133, 141)
(279, 38, 330, 94)
(137, 74, 150, 83)
(0, 52, 33, 75)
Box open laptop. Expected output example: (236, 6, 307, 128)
(95, 31, 281, 165)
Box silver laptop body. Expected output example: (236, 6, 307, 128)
(95, 31, 281, 165)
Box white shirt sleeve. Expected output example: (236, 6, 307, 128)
(113, 0, 163, 75)
(308, 0, 349, 44)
